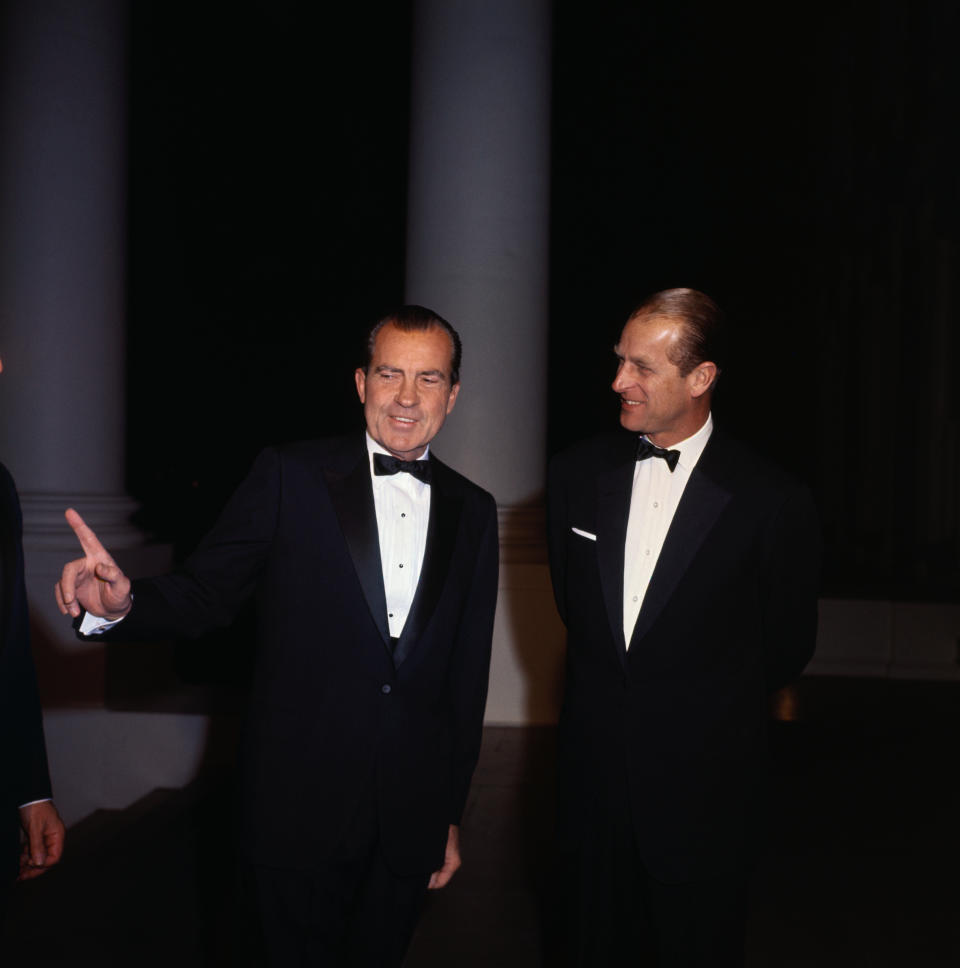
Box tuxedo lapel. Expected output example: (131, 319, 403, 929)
(597, 457, 635, 666)
(628, 444, 732, 649)
(323, 450, 391, 651)
(393, 459, 462, 668)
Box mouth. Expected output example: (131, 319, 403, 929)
(388, 415, 417, 426)
(620, 398, 644, 407)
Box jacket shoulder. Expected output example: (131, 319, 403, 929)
(273, 438, 497, 512)
(430, 456, 496, 513)
(549, 430, 635, 480)
(269, 435, 364, 471)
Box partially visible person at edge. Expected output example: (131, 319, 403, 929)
(0, 354, 65, 916)
(55, 306, 498, 966)
(547, 288, 820, 966)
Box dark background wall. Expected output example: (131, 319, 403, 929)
(127, 1, 412, 552)
(126, 0, 960, 601)
(548, 0, 959, 600)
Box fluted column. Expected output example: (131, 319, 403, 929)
(0, 0, 138, 548)
(0, 0, 214, 827)
(406, 0, 564, 724)
(406, 0, 552, 507)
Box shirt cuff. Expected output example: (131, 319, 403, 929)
(18, 798, 52, 809)
(79, 607, 128, 635)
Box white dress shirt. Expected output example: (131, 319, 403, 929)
(622, 414, 713, 647)
(366, 433, 431, 638)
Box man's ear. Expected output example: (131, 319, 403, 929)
(688, 361, 717, 398)
(445, 381, 461, 414)
(355, 367, 367, 403)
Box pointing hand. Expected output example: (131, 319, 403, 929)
(54, 508, 132, 621)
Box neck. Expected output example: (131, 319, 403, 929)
(643, 409, 710, 449)
(389, 447, 427, 460)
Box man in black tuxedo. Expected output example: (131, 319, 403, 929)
(547, 289, 819, 966)
(55, 307, 498, 965)
(1, 356, 65, 912)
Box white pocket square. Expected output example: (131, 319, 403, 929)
(571, 527, 597, 541)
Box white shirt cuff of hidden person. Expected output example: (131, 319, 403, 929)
(79, 607, 128, 635)
(18, 798, 52, 809)
(571, 527, 597, 541)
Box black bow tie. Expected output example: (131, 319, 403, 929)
(635, 437, 680, 472)
(373, 452, 433, 484)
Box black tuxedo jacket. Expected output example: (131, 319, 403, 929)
(0, 463, 53, 880)
(100, 435, 498, 875)
(547, 428, 819, 883)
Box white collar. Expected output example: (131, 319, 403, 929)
(365, 431, 431, 464)
(641, 413, 712, 472)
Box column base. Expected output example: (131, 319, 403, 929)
(498, 504, 547, 564)
(20, 491, 144, 550)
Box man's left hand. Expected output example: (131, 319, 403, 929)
(427, 824, 461, 890)
(18, 801, 65, 880)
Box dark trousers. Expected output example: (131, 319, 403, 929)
(561, 819, 751, 967)
(244, 794, 430, 967)
(248, 851, 429, 968)
(0, 821, 18, 924)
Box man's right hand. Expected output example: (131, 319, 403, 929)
(54, 508, 132, 621)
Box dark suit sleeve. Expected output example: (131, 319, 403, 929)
(101, 448, 281, 641)
(447, 493, 499, 825)
(0, 466, 53, 810)
(760, 481, 821, 691)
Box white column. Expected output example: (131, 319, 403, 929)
(405, 0, 552, 507)
(0, 1, 210, 828)
(406, 0, 564, 725)
(0, 0, 138, 547)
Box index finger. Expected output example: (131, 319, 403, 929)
(64, 508, 113, 560)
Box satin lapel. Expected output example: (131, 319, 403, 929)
(393, 461, 461, 668)
(323, 454, 391, 650)
(597, 459, 635, 666)
(628, 464, 731, 648)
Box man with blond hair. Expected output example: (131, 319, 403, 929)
(548, 289, 820, 966)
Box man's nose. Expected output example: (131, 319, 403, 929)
(611, 363, 629, 393)
(396, 377, 419, 406)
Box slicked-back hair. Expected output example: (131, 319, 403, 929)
(363, 305, 462, 385)
(629, 288, 726, 379)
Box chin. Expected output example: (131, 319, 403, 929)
(387, 439, 426, 458)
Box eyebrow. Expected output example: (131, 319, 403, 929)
(374, 364, 447, 379)
(613, 347, 652, 366)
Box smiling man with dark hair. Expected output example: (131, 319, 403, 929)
(55, 308, 498, 966)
